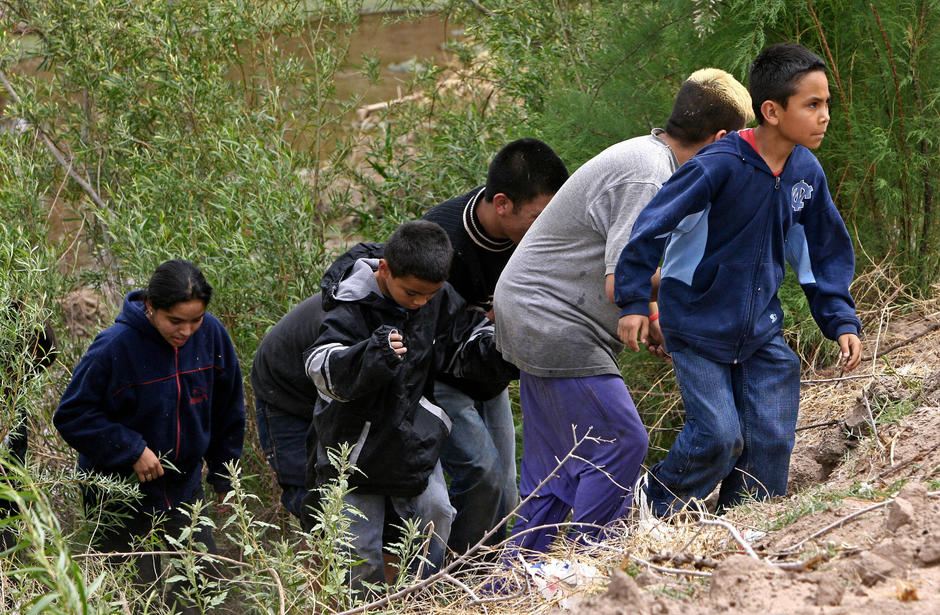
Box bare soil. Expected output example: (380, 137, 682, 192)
(546, 303, 940, 615)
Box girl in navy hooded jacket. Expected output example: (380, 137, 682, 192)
(54, 259, 244, 599)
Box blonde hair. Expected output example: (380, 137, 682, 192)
(665, 67, 754, 144)
(687, 68, 755, 124)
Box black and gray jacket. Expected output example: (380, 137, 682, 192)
(304, 243, 518, 497)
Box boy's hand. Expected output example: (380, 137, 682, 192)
(617, 314, 648, 352)
(838, 333, 862, 371)
(646, 319, 671, 362)
(133, 446, 164, 483)
(388, 331, 407, 356)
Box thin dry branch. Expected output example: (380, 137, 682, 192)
(698, 518, 759, 560)
(777, 490, 940, 555)
(581, 537, 713, 578)
(334, 427, 601, 615)
(442, 573, 487, 614)
(861, 320, 940, 362)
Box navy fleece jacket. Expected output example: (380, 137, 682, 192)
(54, 291, 245, 511)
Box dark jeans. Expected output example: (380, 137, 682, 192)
(435, 382, 517, 554)
(254, 399, 308, 518)
(87, 487, 222, 614)
(646, 335, 801, 516)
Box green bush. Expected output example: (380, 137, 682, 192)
(458, 0, 940, 290)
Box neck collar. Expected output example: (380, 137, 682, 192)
(463, 187, 514, 252)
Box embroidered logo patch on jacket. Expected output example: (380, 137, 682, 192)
(790, 180, 813, 212)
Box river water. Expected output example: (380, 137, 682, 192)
(6, 10, 459, 272)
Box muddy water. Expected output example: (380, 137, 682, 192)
(14, 11, 458, 272)
(337, 12, 457, 110)
(274, 11, 460, 150)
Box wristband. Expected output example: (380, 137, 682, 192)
(648, 312, 660, 322)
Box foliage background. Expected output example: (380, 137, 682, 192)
(0, 0, 937, 611)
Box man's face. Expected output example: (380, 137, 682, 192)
(499, 193, 553, 244)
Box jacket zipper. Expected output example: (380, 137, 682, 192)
(174, 346, 181, 463)
(163, 346, 181, 510)
(734, 172, 779, 363)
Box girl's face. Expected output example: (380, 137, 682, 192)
(146, 298, 206, 348)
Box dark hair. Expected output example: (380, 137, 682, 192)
(145, 259, 213, 310)
(665, 68, 753, 145)
(748, 42, 827, 125)
(383, 220, 453, 283)
(483, 138, 569, 211)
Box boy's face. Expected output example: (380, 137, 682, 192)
(376, 260, 444, 311)
(775, 69, 831, 149)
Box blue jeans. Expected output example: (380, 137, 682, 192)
(646, 335, 801, 516)
(343, 462, 454, 594)
(254, 400, 308, 518)
(508, 373, 648, 554)
(435, 381, 518, 553)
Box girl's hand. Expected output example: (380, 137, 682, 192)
(133, 446, 165, 483)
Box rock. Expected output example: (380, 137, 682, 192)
(788, 449, 824, 492)
(634, 569, 659, 587)
(920, 369, 940, 405)
(604, 569, 649, 613)
(709, 554, 784, 610)
(916, 532, 940, 566)
(844, 398, 873, 438)
(896, 481, 928, 512)
(854, 551, 896, 586)
(886, 497, 916, 531)
(812, 571, 845, 606)
(561, 569, 648, 615)
(813, 433, 848, 469)
(873, 536, 917, 567)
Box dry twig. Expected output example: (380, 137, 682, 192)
(778, 490, 940, 555)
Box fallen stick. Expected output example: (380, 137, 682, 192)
(778, 490, 940, 554)
(860, 320, 940, 362)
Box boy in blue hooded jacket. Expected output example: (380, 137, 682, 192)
(615, 43, 862, 518)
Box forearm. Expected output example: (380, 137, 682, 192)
(304, 326, 401, 401)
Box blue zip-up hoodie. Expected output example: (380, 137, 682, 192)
(54, 291, 245, 511)
(615, 132, 861, 364)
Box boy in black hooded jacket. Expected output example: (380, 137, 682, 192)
(301, 221, 517, 592)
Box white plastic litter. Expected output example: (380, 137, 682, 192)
(518, 556, 605, 609)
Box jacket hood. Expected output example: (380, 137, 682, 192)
(115, 290, 167, 345)
(320, 242, 386, 311)
(702, 131, 811, 177)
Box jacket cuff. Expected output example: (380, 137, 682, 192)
(834, 322, 861, 339)
(115, 439, 148, 469)
(618, 301, 650, 319)
(375, 326, 404, 364)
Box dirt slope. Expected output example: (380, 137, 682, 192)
(553, 307, 940, 615)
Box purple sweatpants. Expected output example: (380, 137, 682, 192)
(507, 372, 648, 554)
